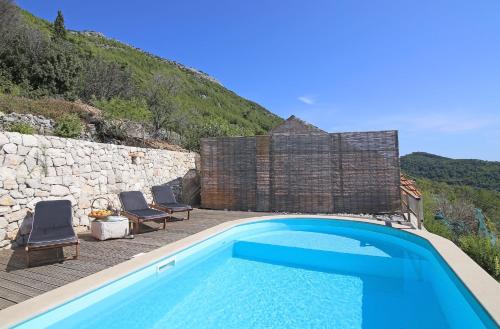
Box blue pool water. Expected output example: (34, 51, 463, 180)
(13, 219, 498, 329)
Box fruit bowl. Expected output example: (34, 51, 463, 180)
(88, 209, 114, 219)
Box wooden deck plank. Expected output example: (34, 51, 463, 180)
(0, 286, 31, 304)
(0, 278, 46, 297)
(0, 297, 15, 309)
(0, 209, 272, 310)
(0, 266, 72, 287)
(0, 271, 58, 292)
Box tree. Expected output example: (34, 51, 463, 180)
(145, 73, 179, 136)
(0, 21, 82, 97)
(0, 0, 20, 35)
(79, 58, 134, 101)
(53, 10, 66, 39)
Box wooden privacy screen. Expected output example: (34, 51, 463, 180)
(200, 129, 401, 214)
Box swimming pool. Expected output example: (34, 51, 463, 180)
(8, 218, 499, 328)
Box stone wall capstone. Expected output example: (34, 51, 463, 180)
(0, 132, 196, 249)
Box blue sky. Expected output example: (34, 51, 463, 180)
(18, 0, 500, 160)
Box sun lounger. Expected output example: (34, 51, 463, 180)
(118, 191, 169, 234)
(151, 185, 193, 220)
(26, 200, 79, 267)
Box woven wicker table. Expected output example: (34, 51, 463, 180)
(90, 217, 129, 241)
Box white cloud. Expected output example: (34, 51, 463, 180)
(298, 95, 315, 105)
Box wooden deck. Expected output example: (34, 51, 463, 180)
(0, 209, 273, 310)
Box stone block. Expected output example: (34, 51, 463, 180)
(46, 148, 65, 157)
(16, 163, 29, 178)
(78, 198, 91, 209)
(50, 138, 65, 148)
(0, 167, 15, 180)
(25, 156, 37, 172)
(0, 195, 16, 206)
(42, 176, 63, 185)
(62, 175, 76, 186)
(6, 226, 18, 239)
(25, 178, 41, 189)
(37, 137, 51, 148)
(22, 134, 38, 147)
(3, 154, 23, 168)
(0, 133, 8, 147)
(9, 190, 24, 199)
(17, 145, 30, 156)
(80, 164, 92, 173)
(66, 153, 75, 165)
(5, 209, 27, 223)
(26, 197, 41, 209)
(50, 185, 70, 196)
(24, 188, 35, 197)
(52, 157, 66, 167)
(81, 185, 93, 195)
(3, 179, 17, 190)
(8, 132, 22, 145)
(46, 167, 57, 177)
(56, 166, 72, 176)
(16, 198, 27, 205)
(2, 143, 17, 154)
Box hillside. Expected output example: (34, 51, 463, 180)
(401, 152, 500, 191)
(0, 2, 282, 150)
(401, 152, 500, 279)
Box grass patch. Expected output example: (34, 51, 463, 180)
(6, 122, 36, 134)
(0, 94, 89, 121)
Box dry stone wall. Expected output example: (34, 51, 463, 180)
(0, 132, 196, 249)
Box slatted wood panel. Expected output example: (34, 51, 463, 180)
(201, 130, 400, 214)
(200, 137, 257, 210)
(0, 209, 274, 310)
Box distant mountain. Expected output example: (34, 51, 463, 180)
(401, 152, 500, 191)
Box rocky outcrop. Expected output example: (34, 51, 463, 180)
(0, 112, 55, 135)
(0, 131, 196, 249)
(0, 110, 186, 151)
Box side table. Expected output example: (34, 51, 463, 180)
(90, 217, 129, 241)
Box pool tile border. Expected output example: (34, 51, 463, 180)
(0, 215, 498, 328)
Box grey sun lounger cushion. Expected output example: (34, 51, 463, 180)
(125, 208, 168, 220)
(27, 200, 78, 247)
(119, 191, 149, 212)
(119, 191, 168, 219)
(151, 185, 192, 211)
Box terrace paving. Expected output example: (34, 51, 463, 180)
(0, 209, 274, 310)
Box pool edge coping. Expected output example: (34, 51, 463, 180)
(0, 214, 499, 328)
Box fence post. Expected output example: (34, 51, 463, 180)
(417, 197, 423, 229)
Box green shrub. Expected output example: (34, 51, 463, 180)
(92, 97, 150, 122)
(424, 217, 454, 241)
(54, 114, 83, 138)
(7, 122, 35, 134)
(459, 235, 500, 280)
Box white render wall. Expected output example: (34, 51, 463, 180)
(0, 132, 196, 248)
